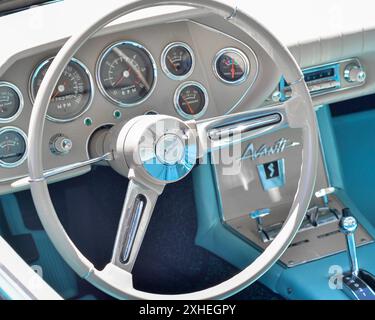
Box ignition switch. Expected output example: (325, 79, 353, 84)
(49, 134, 73, 155)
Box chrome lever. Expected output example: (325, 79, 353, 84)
(315, 187, 335, 206)
(11, 152, 113, 189)
(339, 210, 359, 276)
(250, 208, 271, 242)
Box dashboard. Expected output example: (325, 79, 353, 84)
(0, 2, 374, 196)
(2, 0, 375, 300)
(0, 12, 279, 194)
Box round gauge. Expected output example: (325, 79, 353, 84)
(0, 127, 27, 168)
(161, 42, 194, 80)
(174, 82, 208, 119)
(97, 41, 156, 107)
(214, 48, 249, 84)
(0, 82, 23, 122)
(30, 57, 93, 122)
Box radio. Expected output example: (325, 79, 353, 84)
(271, 58, 366, 102)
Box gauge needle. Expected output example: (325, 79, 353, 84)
(167, 56, 178, 72)
(113, 47, 151, 91)
(51, 88, 60, 100)
(51, 80, 67, 100)
(113, 69, 130, 88)
(231, 60, 235, 79)
(181, 95, 194, 114)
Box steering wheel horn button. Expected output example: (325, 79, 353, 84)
(155, 134, 185, 165)
(108, 115, 197, 184)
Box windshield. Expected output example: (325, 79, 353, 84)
(0, 0, 61, 16)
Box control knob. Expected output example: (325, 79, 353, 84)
(50, 134, 72, 155)
(344, 64, 366, 83)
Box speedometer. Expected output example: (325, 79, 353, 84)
(30, 57, 93, 122)
(97, 41, 156, 107)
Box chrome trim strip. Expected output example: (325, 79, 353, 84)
(161, 41, 195, 81)
(173, 81, 209, 120)
(121, 195, 146, 263)
(208, 113, 282, 140)
(96, 40, 157, 108)
(0, 82, 24, 123)
(29, 57, 95, 123)
(0, 127, 28, 169)
(213, 47, 250, 85)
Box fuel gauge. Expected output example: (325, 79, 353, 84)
(162, 42, 194, 80)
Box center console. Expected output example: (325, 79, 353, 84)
(212, 126, 373, 267)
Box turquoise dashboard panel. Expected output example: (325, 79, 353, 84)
(193, 105, 375, 300)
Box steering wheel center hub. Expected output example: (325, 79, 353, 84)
(108, 115, 197, 184)
(155, 133, 185, 165)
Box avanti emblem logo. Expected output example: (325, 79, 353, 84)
(241, 138, 300, 161)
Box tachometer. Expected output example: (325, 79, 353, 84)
(0, 127, 27, 168)
(0, 82, 23, 122)
(30, 57, 93, 122)
(214, 48, 249, 84)
(161, 42, 194, 80)
(97, 41, 156, 107)
(174, 82, 208, 119)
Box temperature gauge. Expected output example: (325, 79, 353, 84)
(162, 42, 194, 80)
(0, 127, 27, 168)
(214, 48, 249, 84)
(0, 82, 23, 122)
(174, 82, 208, 119)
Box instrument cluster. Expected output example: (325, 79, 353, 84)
(0, 38, 253, 170)
(27, 41, 251, 122)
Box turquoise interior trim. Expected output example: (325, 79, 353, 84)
(193, 105, 375, 300)
(0, 194, 78, 299)
(329, 107, 375, 225)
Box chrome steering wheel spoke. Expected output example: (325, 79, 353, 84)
(111, 177, 164, 273)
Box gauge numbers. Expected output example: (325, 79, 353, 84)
(0, 82, 23, 122)
(0, 127, 27, 168)
(30, 58, 93, 122)
(97, 41, 156, 107)
(174, 82, 208, 119)
(214, 48, 249, 84)
(162, 42, 194, 80)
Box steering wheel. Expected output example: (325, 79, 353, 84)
(28, 0, 318, 299)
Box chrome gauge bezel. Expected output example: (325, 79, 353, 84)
(0, 126, 28, 169)
(174, 81, 209, 120)
(213, 47, 250, 85)
(0, 82, 24, 123)
(96, 41, 157, 108)
(29, 57, 94, 123)
(161, 42, 195, 81)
